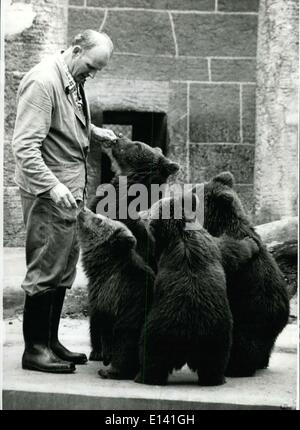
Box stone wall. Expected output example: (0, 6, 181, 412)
(75, 0, 258, 210)
(4, 0, 68, 246)
(4, 0, 258, 245)
(254, 0, 298, 223)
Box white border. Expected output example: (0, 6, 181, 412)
(0, 0, 5, 412)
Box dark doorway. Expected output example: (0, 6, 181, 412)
(91, 110, 169, 184)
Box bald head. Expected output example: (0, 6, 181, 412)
(64, 30, 114, 83)
(71, 30, 114, 56)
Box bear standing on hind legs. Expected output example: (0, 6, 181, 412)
(202, 172, 290, 377)
(87, 137, 179, 361)
(88, 136, 180, 270)
(135, 193, 234, 386)
(78, 207, 155, 379)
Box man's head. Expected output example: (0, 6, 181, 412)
(66, 29, 114, 84)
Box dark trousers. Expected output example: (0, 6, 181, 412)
(20, 189, 82, 296)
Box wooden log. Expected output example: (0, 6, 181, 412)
(255, 217, 298, 298)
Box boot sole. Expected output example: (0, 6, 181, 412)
(53, 355, 88, 365)
(22, 363, 75, 374)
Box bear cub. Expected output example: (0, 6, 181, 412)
(89, 136, 180, 271)
(78, 207, 155, 379)
(135, 193, 233, 386)
(203, 171, 290, 377)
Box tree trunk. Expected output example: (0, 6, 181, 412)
(254, 0, 298, 224)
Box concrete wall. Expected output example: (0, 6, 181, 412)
(4, 0, 258, 245)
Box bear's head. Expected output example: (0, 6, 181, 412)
(201, 171, 250, 237)
(78, 207, 137, 255)
(142, 192, 201, 246)
(111, 136, 180, 184)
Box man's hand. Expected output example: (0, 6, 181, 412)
(49, 183, 77, 209)
(91, 126, 117, 148)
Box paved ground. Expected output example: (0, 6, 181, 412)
(3, 247, 298, 410)
(2, 317, 298, 410)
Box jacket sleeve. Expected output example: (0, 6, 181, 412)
(12, 78, 60, 195)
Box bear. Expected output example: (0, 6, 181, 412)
(135, 192, 234, 386)
(88, 136, 180, 270)
(87, 137, 180, 361)
(78, 207, 155, 379)
(201, 171, 290, 377)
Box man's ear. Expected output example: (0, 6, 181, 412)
(72, 45, 83, 56)
(213, 171, 235, 188)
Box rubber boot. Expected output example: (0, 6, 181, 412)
(50, 288, 87, 364)
(22, 291, 75, 373)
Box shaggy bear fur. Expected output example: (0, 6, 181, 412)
(88, 136, 180, 270)
(78, 208, 155, 379)
(135, 193, 234, 386)
(202, 171, 290, 377)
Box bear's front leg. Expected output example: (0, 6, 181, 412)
(89, 312, 103, 361)
(218, 235, 260, 275)
(98, 331, 140, 380)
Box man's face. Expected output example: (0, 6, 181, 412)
(71, 45, 111, 84)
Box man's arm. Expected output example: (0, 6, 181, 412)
(12, 79, 77, 208)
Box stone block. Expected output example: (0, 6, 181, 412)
(190, 84, 240, 143)
(5, 40, 45, 74)
(168, 82, 188, 144)
(102, 10, 175, 55)
(5, 3, 67, 72)
(87, 0, 215, 10)
(85, 78, 170, 113)
(235, 184, 254, 217)
(68, 7, 105, 44)
(4, 187, 26, 247)
(242, 85, 256, 143)
(5, 73, 22, 189)
(5, 72, 23, 132)
(211, 59, 256, 82)
(173, 14, 258, 57)
(69, 0, 85, 5)
(4, 135, 16, 188)
(167, 83, 189, 181)
(189, 143, 254, 184)
(218, 0, 259, 12)
(100, 54, 208, 81)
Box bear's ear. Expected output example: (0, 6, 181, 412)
(216, 190, 234, 204)
(161, 160, 180, 177)
(154, 147, 163, 154)
(213, 171, 235, 188)
(111, 229, 137, 251)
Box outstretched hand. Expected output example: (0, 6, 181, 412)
(91, 126, 117, 148)
(49, 183, 77, 209)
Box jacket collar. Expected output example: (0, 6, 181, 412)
(54, 53, 88, 128)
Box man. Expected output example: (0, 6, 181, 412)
(12, 30, 117, 373)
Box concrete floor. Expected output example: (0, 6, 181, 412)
(3, 247, 298, 410)
(2, 317, 298, 410)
